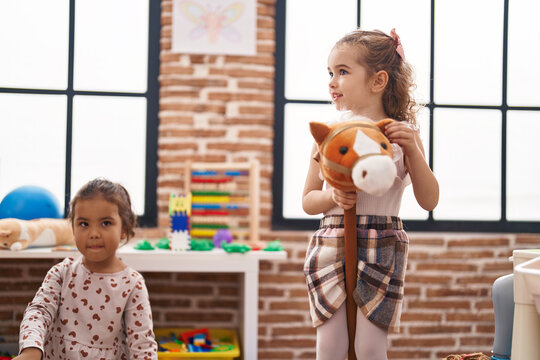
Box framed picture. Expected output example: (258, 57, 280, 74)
(172, 0, 257, 55)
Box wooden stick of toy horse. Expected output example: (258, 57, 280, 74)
(310, 117, 396, 359)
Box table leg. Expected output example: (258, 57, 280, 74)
(240, 267, 259, 360)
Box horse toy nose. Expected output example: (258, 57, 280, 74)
(351, 155, 396, 196)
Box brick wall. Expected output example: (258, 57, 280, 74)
(3, 235, 540, 359)
(2, 1, 540, 359)
(157, 0, 276, 231)
(254, 233, 540, 359)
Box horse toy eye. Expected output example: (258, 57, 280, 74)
(339, 146, 348, 155)
(381, 142, 387, 150)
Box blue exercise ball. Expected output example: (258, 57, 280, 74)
(0, 185, 62, 220)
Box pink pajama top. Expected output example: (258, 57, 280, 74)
(19, 257, 157, 360)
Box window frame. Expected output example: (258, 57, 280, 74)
(272, 0, 540, 233)
(0, 0, 160, 227)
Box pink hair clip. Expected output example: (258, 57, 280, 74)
(390, 28, 405, 60)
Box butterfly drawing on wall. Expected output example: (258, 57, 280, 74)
(179, 1, 244, 44)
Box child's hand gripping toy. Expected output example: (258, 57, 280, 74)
(309, 115, 397, 359)
(0, 218, 74, 251)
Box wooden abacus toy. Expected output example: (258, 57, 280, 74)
(183, 160, 260, 245)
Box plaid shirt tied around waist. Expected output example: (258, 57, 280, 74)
(304, 215, 409, 333)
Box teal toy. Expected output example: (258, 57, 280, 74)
(222, 242, 251, 253)
(156, 237, 170, 249)
(190, 239, 214, 251)
(264, 239, 284, 251)
(134, 239, 155, 250)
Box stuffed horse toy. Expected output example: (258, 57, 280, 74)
(310, 115, 397, 359)
(0, 218, 74, 251)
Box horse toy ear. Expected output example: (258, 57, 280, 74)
(309, 122, 331, 146)
(374, 118, 394, 131)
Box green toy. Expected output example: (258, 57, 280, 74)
(222, 242, 251, 253)
(133, 239, 155, 250)
(190, 239, 214, 251)
(264, 239, 284, 251)
(156, 237, 170, 249)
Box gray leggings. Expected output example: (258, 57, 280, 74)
(492, 274, 514, 359)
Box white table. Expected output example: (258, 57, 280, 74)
(0, 243, 287, 360)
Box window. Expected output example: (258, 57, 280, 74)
(273, 0, 540, 232)
(0, 0, 160, 226)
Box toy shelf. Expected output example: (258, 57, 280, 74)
(184, 160, 260, 243)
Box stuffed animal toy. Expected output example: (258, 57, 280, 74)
(309, 115, 397, 359)
(310, 116, 396, 195)
(0, 218, 74, 251)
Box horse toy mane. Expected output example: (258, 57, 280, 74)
(310, 116, 397, 195)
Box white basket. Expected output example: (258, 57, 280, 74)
(515, 256, 540, 314)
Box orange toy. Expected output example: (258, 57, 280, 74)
(310, 116, 396, 359)
(0, 218, 74, 251)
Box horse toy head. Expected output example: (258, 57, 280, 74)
(310, 116, 397, 196)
